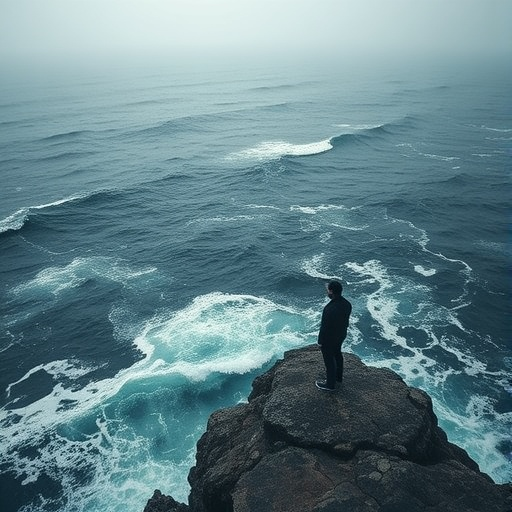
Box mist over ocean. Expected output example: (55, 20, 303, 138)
(1, 55, 511, 512)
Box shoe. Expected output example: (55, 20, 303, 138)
(315, 380, 335, 392)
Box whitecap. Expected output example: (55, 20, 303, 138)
(133, 292, 307, 379)
(227, 139, 332, 161)
(0, 208, 30, 233)
(333, 122, 385, 131)
(11, 257, 157, 298)
(0, 195, 84, 234)
(0, 291, 311, 508)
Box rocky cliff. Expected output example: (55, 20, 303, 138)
(144, 345, 512, 512)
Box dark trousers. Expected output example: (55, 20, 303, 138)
(320, 344, 344, 389)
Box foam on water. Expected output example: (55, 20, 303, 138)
(414, 265, 437, 277)
(0, 195, 84, 234)
(226, 138, 332, 161)
(133, 292, 308, 380)
(291, 204, 369, 233)
(11, 257, 157, 298)
(327, 256, 510, 481)
(0, 292, 309, 512)
(395, 142, 460, 162)
(333, 122, 386, 131)
(293, 201, 511, 482)
(5, 360, 102, 401)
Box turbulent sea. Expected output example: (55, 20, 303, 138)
(0, 55, 511, 511)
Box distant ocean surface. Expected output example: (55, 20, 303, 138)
(1, 55, 510, 512)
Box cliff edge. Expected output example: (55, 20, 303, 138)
(144, 345, 512, 512)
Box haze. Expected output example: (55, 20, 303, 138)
(1, 0, 511, 66)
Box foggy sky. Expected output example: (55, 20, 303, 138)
(1, 0, 511, 64)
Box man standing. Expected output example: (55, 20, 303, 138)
(316, 280, 352, 391)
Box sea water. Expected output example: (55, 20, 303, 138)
(0, 54, 510, 511)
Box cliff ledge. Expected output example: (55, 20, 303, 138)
(144, 345, 512, 512)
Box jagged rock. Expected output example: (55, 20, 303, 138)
(144, 489, 189, 512)
(148, 345, 512, 512)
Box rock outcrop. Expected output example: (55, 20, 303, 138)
(144, 345, 512, 512)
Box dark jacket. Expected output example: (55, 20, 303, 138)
(318, 296, 352, 348)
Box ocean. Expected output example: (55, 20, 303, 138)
(0, 54, 510, 512)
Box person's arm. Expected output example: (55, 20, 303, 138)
(318, 304, 334, 345)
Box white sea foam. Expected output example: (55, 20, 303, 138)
(11, 256, 157, 298)
(134, 292, 307, 378)
(0, 208, 30, 233)
(433, 394, 512, 484)
(333, 122, 385, 131)
(294, 205, 477, 374)
(244, 203, 281, 210)
(186, 214, 264, 225)
(395, 142, 460, 162)
(413, 264, 436, 277)
(291, 204, 368, 234)
(0, 292, 310, 510)
(227, 139, 332, 161)
(479, 125, 512, 133)
(301, 253, 342, 282)
(419, 152, 460, 162)
(345, 259, 409, 350)
(6, 359, 101, 401)
(485, 136, 512, 141)
(290, 204, 357, 215)
(0, 195, 84, 234)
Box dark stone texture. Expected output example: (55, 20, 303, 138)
(145, 345, 512, 512)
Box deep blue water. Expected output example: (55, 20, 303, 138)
(0, 56, 511, 512)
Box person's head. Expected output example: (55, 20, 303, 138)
(326, 280, 343, 298)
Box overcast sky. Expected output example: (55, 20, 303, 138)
(1, 0, 511, 64)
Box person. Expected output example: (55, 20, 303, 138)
(316, 280, 352, 391)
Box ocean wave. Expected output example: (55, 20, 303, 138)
(227, 139, 333, 161)
(479, 125, 512, 133)
(40, 130, 93, 143)
(0, 195, 84, 234)
(335, 115, 418, 135)
(396, 142, 460, 162)
(10, 256, 157, 299)
(247, 84, 296, 92)
(133, 292, 306, 375)
(333, 122, 387, 131)
(0, 188, 130, 235)
(227, 120, 406, 162)
(246, 80, 318, 92)
(130, 111, 222, 138)
(0, 291, 309, 508)
(38, 150, 98, 162)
